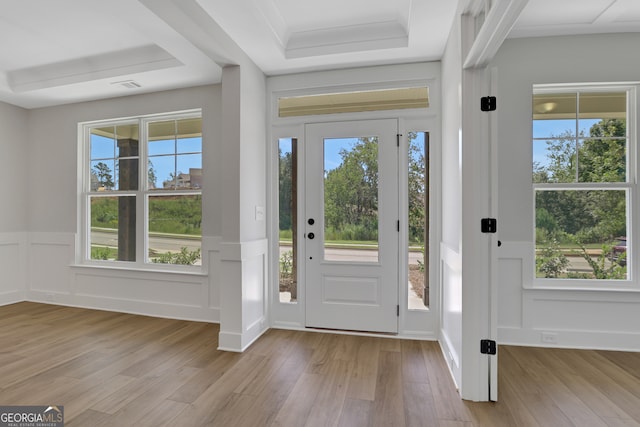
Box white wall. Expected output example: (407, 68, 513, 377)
(439, 15, 464, 388)
(23, 85, 223, 322)
(0, 102, 29, 232)
(493, 33, 640, 351)
(0, 101, 29, 304)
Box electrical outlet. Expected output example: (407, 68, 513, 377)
(541, 332, 558, 344)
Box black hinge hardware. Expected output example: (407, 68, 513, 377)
(397, 305, 400, 316)
(480, 339, 497, 355)
(481, 218, 497, 233)
(397, 220, 400, 232)
(480, 96, 497, 112)
(396, 134, 402, 147)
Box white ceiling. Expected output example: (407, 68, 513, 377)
(0, 0, 639, 109)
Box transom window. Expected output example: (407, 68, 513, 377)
(81, 110, 202, 269)
(532, 86, 633, 284)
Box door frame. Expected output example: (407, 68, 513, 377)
(267, 64, 442, 339)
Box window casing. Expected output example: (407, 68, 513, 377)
(80, 110, 203, 270)
(533, 85, 635, 288)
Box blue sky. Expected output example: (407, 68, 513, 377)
(279, 137, 357, 172)
(532, 118, 600, 169)
(91, 134, 202, 188)
(324, 137, 358, 171)
(279, 132, 426, 172)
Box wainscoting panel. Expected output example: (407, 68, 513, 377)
(218, 238, 269, 352)
(23, 232, 220, 323)
(497, 241, 640, 351)
(28, 232, 74, 295)
(0, 233, 26, 304)
(439, 242, 462, 389)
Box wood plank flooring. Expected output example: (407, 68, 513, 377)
(0, 302, 639, 426)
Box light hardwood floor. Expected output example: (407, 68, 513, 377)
(0, 302, 639, 426)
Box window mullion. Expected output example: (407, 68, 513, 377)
(138, 118, 147, 266)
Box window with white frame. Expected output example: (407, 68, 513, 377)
(533, 86, 633, 282)
(81, 110, 202, 268)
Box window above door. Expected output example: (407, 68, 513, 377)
(278, 87, 429, 117)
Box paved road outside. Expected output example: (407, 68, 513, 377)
(93, 230, 425, 262)
(279, 244, 424, 264)
(91, 230, 200, 253)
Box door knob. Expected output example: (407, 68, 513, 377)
(307, 232, 315, 240)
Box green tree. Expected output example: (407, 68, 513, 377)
(279, 147, 294, 232)
(579, 119, 626, 182)
(324, 137, 379, 240)
(408, 132, 427, 244)
(533, 132, 576, 183)
(148, 160, 157, 188)
(535, 119, 626, 243)
(93, 162, 114, 189)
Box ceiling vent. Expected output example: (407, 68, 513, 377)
(111, 80, 141, 89)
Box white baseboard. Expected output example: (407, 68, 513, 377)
(499, 326, 640, 352)
(218, 322, 269, 352)
(0, 290, 26, 307)
(27, 290, 219, 323)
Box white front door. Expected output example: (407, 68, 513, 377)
(304, 119, 399, 333)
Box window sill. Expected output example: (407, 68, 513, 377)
(70, 263, 207, 277)
(527, 280, 640, 293)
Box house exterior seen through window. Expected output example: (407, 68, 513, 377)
(533, 86, 632, 283)
(81, 110, 202, 269)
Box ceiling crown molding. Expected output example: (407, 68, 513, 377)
(8, 45, 182, 93)
(285, 20, 408, 59)
(252, 0, 288, 48)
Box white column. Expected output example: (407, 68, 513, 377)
(218, 65, 269, 352)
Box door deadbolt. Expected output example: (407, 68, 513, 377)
(308, 218, 315, 225)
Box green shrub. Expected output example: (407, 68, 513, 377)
(280, 250, 293, 275)
(151, 247, 201, 265)
(536, 235, 569, 278)
(91, 246, 112, 260)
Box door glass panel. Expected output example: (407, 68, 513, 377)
(279, 138, 297, 303)
(408, 132, 429, 309)
(323, 136, 379, 262)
